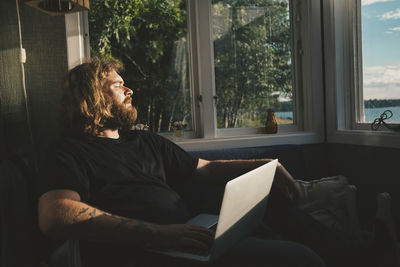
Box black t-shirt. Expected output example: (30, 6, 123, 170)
(39, 130, 199, 224)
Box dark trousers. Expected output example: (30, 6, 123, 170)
(179, 183, 368, 267)
(81, 237, 325, 267)
(264, 189, 368, 267)
(211, 237, 325, 267)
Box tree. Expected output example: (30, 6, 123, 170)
(89, 0, 191, 132)
(88, 0, 293, 131)
(213, 0, 292, 128)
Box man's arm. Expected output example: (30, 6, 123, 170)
(38, 189, 213, 250)
(193, 158, 302, 201)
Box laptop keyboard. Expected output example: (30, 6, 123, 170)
(209, 223, 217, 233)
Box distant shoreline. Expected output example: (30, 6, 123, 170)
(364, 99, 400, 109)
(275, 106, 400, 122)
(274, 99, 400, 113)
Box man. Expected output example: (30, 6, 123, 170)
(38, 58, 325, 266)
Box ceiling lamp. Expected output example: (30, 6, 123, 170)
(24, 0, 89, 16)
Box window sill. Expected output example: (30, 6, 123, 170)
(328, 129, 400, 149)
(172, 131, 323, 151)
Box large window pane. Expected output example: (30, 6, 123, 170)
(88, 0, 192, 132)
(361, 0, 400, 123)
(212, 0, 293, 129)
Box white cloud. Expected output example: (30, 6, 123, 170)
(363, 86, 400, 99)
(390, 26, 400, 31)
(380, 8, 400, 20)
(384, 31, 393, 34)
(363, 65, 400, 99)
(362, 0, 393, 6)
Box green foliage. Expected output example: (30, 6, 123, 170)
(88, 0, 293, 131)
(364, 99, 400, 109)
(213, 0, 292, 128)
(89, 0, 190, 132)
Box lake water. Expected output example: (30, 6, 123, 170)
(275, 106, 400, 123)
(364, 107, 400, 122)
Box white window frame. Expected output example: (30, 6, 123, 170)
(180, 0, 324, 150)
(323, 0, 400, 149)
(353, 0, 400, 131)
(65, 11, 89, 70)
(67, 0, 325, 150)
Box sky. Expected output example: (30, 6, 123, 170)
(362, 0, 400, 99)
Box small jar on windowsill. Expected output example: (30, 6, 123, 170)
(265, 109, 278, 134)
(172, 121, 187, 140)
(174, 129, 184, 140)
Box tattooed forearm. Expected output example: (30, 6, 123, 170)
(113, 217, 151, 237)
(74, 208, 97, 222)
(77, 208, 89, 216)
(103, 212, 118, 219)
(115, 218, 131, 229)
(89, 209, 96, 221)
(73, 206, 151, 239)
(135, 220, 153, 237)
(73, 208, 90, 222)
(103, 213, 138, 229)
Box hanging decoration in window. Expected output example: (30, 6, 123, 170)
(371, 110, 400, 132)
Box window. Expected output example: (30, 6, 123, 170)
(77, 0, 326, 148)
(86, 0, 298, 136)
(212, 1, 294, 129)
(358, 0, 400, 124)
(324, 0, 400, 148)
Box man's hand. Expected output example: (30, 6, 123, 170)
(273, 163, 302, 202)
(151, 224, 214, 252)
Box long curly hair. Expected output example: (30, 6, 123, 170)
(60, 58, 124, 136)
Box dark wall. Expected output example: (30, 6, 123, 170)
(301, 143, 329, 180)
(302, 142, 400, 228)
(0, 0, 68, 169)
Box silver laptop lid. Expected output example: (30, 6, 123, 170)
(215, 159, 278, 239)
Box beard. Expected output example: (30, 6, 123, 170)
(104, 96, 137, 130)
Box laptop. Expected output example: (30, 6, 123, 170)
(147, 159, 278, 262)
